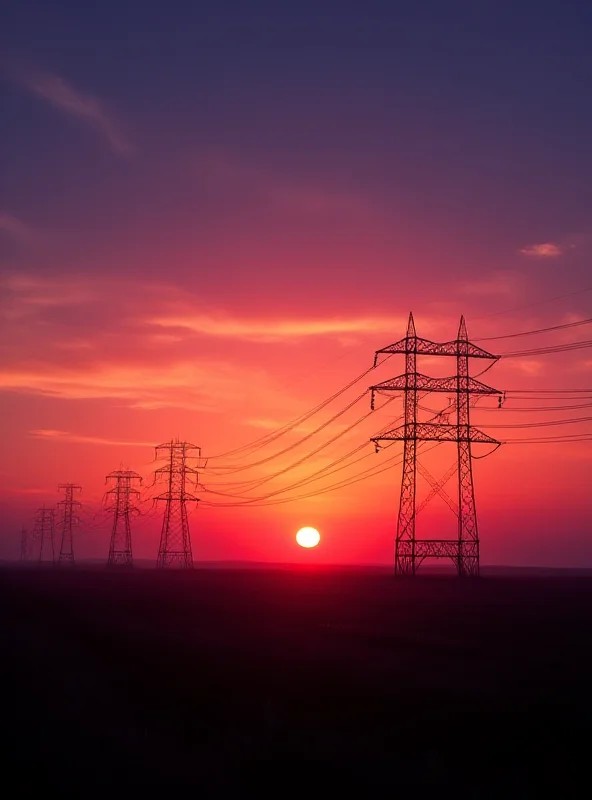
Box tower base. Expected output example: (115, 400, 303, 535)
(395, 539, 479, 577)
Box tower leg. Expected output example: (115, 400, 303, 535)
(457, 316, 480, 577)
(395, 437, 417, 575)
(458, 440, 479, 576)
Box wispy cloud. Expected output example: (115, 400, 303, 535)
(149, 313, 403, 342)
(502, 359, 546, 376)
(195, 149, 368, 218)
(0, 362, 240, 411)
(29, 429, 154, 447)
(0, 212, 34, 243)
(17, 68, 132, 155)
(0, 349, 295, 420)
(0, 273, 94, 321)
(519, 242, 562, 257)
(460, 272, 519, 296)
(3, 486, 53, 497)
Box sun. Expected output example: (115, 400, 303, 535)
(296, 527, 320, 548)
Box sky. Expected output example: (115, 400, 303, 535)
(1, 0, 591, 567)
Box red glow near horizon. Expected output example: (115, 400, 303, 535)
(1, 275, 590, 568)
(2, 6, 592, 567)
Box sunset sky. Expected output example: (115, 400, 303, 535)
(1, 1, 591, 567)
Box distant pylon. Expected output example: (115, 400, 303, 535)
(370, 313, 501, 577)
(105, 469, 142, 567)
(20, 526, 29, 562)
(35, 506, 55, 564)
(154, 440, 201, 568)
(57, 483, 82, 567)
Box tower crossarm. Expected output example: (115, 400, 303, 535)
(155, 441, 201, 454)
(441, 339, 499, 359)
(374, 338, 498, 365)
(374, 336, 452, 361)
(397, 539, 479, 560)
(154, 465, 200, 476)
(372, 422, 499, 445)
(154, 491, 200, 502)
(371, 373, 500, 400)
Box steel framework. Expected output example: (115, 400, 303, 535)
(34, 505, 55, 565)
(370, 313, 500, 576)
(20, 526, 29, 562)
(57, 483, 82, 567)
(154, 440, 201, 568)
(106, 469, 142, 567)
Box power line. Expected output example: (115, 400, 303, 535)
(468, 285, 592, 323)
(201, 443, 432, 508)
(205, 363, 381, 462)
(500, 338, 592, 358)
(202, 394, 460, 509)
(475, 316, 592, 342)
(207, 389, 371, 475)
(481, 416, 592, 429)
(474, 402, 592, 412)
(205, 405, 406, 504)
(502, 434, 592, 443)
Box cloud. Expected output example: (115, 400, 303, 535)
(519, 242, 562, 257)
(460, 272, 519, 296)
(29, 430, 154, 447)
(149, 313, 402, 342)
(0, 271, 437, 418)
(17, 69, 131, 155)
(0, 361, 244, 411)
(0, 273, 96, 323)
(502, 359, 546, 376)
(0, 212, 34, 242)
(195, 149, 368, 218)
(3, 486, 53, 497)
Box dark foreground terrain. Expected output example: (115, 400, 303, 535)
(2, 566, 592, 796)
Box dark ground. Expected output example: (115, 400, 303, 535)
(1, 566, 591, 797)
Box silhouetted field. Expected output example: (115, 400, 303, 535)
(1, 566, 591, 796)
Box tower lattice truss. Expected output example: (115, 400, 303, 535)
(106, 469, 142, 567)
(35, 505, 55, 564)
(154, 440, 201, 569)
(57, 483, 82, 567)
(370, 313, 500, 577)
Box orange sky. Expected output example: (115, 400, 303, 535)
(1, 270, 591, 567)
(2, 3, 592, 566)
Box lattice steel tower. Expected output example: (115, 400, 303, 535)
(20, 526, 29, 562)
(154, 440, 201, 568)
(370, 313, 500, 576)
(105, 469, 142, 567)
(35, 505, 55, 564)
(57, 483, 82, 566)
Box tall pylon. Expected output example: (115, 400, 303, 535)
(57, 483, 82, 567)
(105, 469, 142, 567)
(154, 440, 201, 568)
(34, 506, 55, 564)
(20, 526, 29, 562)
(370, 313, 500, 577)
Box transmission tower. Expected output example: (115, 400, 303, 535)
(20, 526, 29, 562)
(57, 483, 82, 566)
(370, 313, 500, 577)
(154, 440, 201, 568)
(34, 506, 55, 564)
(105, 469, 142, 567)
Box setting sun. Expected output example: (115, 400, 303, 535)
(296, 527, 321, 548)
